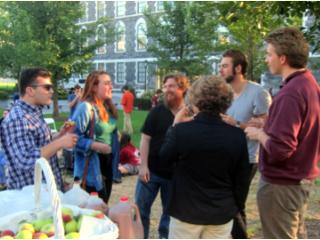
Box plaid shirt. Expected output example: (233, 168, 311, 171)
(0, 100, 63, 190)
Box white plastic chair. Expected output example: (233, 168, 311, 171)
(44, 118, 57, 134)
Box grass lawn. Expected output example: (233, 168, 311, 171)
(0, 108, 148, 147)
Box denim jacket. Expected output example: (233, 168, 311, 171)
(71, 101, 103, 191)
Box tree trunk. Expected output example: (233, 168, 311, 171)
(52, 72, 60, 118)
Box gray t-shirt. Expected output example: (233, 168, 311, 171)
(226, 81, 271, 163)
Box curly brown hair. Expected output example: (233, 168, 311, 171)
(189, 75, 233, 115)
(265, 27, 309, 68)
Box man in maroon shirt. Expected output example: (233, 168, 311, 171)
(245, 27, 320, 238)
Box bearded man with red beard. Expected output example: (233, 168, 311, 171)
(135, 74, 190, 239)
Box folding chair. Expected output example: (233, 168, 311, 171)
(44, 118, 58, 134)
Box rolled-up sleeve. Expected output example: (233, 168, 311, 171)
(72, 102, 94, 155)
(264, 94, 303, 161)
(2, 119, 41, 170)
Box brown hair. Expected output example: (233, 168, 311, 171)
(189, 75, 233, 115)
(222, 49, 248, 75)
(265, 27, 309, 68)
(81, 71, 110, 122)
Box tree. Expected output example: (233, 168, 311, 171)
(145, 2, 220, 79)
(214, 1, 301, 81)
(0, 2, 115, 117)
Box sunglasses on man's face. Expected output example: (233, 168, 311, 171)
(31, 84, 54, 91)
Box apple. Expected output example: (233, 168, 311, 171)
(40, 223, 54, 237)
(32, 219, 52, 232)
(65, 220, 78, 234)
(32, 232, 48, 239)
(62, 208, 74, 223)
(15, 230, 33, 239)
(65, 232, 80, 239)
(19, 223, 35, 233)
(0, 230, 15, 237)
(0, 236, 14, 239)
(76, 216, 83, 232)
(91, 211, 105, 219)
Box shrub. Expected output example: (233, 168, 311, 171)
(0, 91, 9, 100)
(135, 98, 151, 110)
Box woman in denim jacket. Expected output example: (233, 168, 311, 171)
(72, 71, 116, 203)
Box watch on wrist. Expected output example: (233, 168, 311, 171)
(235, 121, 241, 128)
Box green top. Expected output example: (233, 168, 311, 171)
(95, 120, 116, 145)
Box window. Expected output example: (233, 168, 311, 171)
(79, 26, 88, 50)
(98, 62, 105, 71)
(157, 1, 164, 11)
(97, 1, 105, 19)
(137, 1, 148, 13)
(136, 18, 147, 51)
(137, 62, 148, 85)
(96, 25, 106, 54)
(80, 2, 89, 22)
(116, 63, 126, 84)
(115, 21, 126, 52)
(115, 1, 126, 17)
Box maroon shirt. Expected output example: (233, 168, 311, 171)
(259, 70, 320, 184)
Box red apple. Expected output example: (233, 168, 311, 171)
(92, 211, 105, 219)
(0, 230, 15, 237)
(62, 207, 74, 223)
(32, 232, 48, 239)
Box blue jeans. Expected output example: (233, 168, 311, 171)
(135, 172, 171, 239)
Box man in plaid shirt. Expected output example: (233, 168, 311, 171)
(0, 68, 78, 191)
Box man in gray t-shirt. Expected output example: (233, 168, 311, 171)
(219, 49, 272, 239)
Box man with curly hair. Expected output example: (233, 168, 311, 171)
(246, 27, 320, 238)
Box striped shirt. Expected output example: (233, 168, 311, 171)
(0, 100, 63, 190)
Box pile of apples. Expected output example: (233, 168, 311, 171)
(0, 207, 106, 239)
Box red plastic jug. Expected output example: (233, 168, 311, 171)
(108, 196, 144, 239)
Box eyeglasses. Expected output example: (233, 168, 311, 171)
(30, 84, 53, 91)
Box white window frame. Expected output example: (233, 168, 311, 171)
(96, 24, 106, 55)
(115, 62, 126, 84)
(96, 1, 106, 19)
(115, 21, 126, 53)
(136, 1, 148, 14)
(80, 26, 88, 48)
(80, 2, 89, 23)
(135, 61, 148, 85)
(135, 18, 148, 52)
(157, 1, 164, 11)
(115, 1, 126, 17)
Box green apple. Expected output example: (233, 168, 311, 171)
(19, 223, 35, 233)
(65, 232, 80, 239)
(15, 230, 33, 239)
(65, 220, 78, 234)
(32, 218, 52, 232)
(40, 223, 54, 237)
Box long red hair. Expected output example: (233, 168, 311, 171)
(81, 71, 109, 122)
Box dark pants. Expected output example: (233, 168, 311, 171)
(231, 163, 258, 239)
(135, 173, 171, 239)
(98, 153, 113, 204)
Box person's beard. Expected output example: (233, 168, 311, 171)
(225, 74, 235, 84)
(164, 91, 183, 109)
